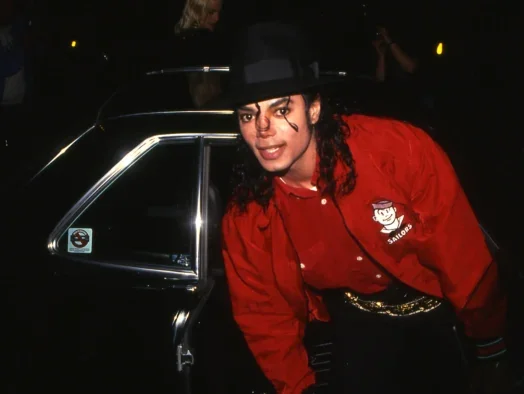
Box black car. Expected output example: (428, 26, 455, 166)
(5, 67, 522, 394)
(6, 67, 352, 394)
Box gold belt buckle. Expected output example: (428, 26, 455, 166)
(344, 291, 442, 317)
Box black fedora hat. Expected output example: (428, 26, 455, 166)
(209, 21, 338, 108)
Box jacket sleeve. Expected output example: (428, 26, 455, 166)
(221, 211, 315, 394)
(404, 124, 507, 341)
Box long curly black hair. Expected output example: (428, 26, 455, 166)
(228, 90, 357, 213)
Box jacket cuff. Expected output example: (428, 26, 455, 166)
(475, 337, 508, 361)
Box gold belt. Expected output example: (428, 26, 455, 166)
(344, 291, 442, 317)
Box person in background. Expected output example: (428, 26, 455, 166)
(0, 0, 27, 107)
(1, 0, 32, 181)
(174, 0, 222, 34)
(174, 0, 224, 108)
(372, 24, 440, 133)
(373, 25, 418, 83)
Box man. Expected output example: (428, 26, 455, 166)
(218, 22, 511, 394)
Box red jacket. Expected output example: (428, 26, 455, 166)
(222, 114, 506, 394)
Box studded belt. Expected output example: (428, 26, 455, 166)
(343, 290, 442, 317)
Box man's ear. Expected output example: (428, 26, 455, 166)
(308, 96, 321, 125)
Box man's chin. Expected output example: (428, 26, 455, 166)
(262, 164, 290, 174)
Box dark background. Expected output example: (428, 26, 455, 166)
(20, 0, 521, 247)
(2, 1, 522, 393)
(2, 0, 521, 259)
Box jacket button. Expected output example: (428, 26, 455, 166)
(300, 263, 306, 269)
(321, 198, 327, 205)
(356, 256, 363, 261)
(375, 274, 382, 279)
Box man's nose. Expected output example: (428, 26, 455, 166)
(255, 116, 275, 138)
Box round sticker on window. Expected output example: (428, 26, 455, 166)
(67, 228, 93, 253)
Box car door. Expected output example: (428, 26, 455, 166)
(26, 133, 217, 394)
(9, 125, 330, 394)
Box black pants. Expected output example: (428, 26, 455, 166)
(316, 291, 470, 394)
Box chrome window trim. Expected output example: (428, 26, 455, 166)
(31, 124, 98, 182)
(60, 254, 202, 281)
(194, 137, 205, 281)
(106, 110, 234, 121)
(198, 140, 209, 283)
(144, 66, 350, 78)
(47, 132, 236, 280)
(146, 66, 230, 75)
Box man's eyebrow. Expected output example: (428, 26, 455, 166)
(237, 105, 254, 112)
(268, 97, 293, 109)
(237, 97, 294, 113)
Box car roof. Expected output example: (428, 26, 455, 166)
(98, 67, 230, 120)
(97, 66, 352, 121)
(28, 66, 362, 184)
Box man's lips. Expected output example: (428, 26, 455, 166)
(257, 144, 286, 160)
(257, 143, 284, 151)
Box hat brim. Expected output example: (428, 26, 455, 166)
(204, 75, 342, 110)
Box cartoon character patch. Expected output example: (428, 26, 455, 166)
(371, 200, 413, 245)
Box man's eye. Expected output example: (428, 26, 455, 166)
(277, 107, 290, 116)
(239, 114, 252, 122)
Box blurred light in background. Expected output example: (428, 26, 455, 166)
(71, 40, 77, 48)
(436, 42, 443, 55)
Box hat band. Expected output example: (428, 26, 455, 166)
(243, 58, 319, 84)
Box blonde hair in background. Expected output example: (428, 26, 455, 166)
(175, 0, 212, 33)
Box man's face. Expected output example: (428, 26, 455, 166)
(201, 0, 222, 31)
(237, 95, 321, 174)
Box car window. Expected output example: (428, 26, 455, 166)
(56, 141, 199, 269)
